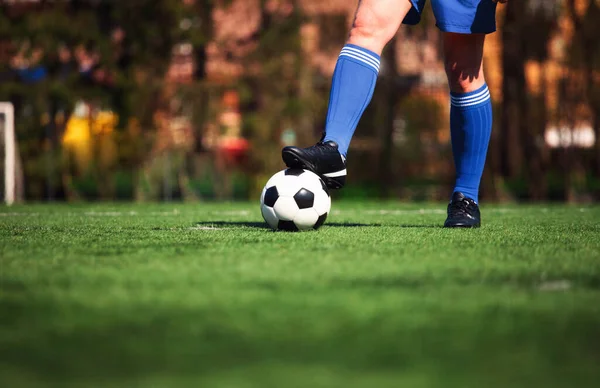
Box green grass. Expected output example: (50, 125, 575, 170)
(1, 202, 599, 388)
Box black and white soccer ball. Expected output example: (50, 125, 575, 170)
(260, 169, 331, 231)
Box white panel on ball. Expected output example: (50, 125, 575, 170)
(273, 196, 299, 221)
(294, 208, 319, 230)
(312, 190, 331, 215)
(261, 205, 279, 229)
(298, 171, 324, 194)
(264, 170, 286, 189)
(274, 176, 303, 197)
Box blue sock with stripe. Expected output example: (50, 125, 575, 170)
(450, 84, 493, 203)
(323, 44, 380, 156)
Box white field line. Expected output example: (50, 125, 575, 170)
(334, 208, 523, 216)
(341, 209, 446, 216)
(213, 210, 251, 216)
(538, 280, 572, 291)
(0, 212, 40, 217)
(188, 226, 224, 231)
(0, 209, 249, 217)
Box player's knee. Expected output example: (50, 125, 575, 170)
(443, 33, 486, 93)
(349, 14, 396, 48)
(444, 63, 485, 93)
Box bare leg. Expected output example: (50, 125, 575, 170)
(443, 32, 486, 93)
(347, 0, 414, 55)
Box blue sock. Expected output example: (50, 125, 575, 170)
(323, 44, 380, 156)
(450, 84, 493, 203)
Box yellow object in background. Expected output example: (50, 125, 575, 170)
(94, 111, 119, 169)
(63, 115, 92, 171)
(62, 101, 119, 172)
(92, 111, 118, 135)
(63, 116, 91, 147)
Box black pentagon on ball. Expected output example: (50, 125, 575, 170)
(293, 188, 314, 209)
(263, 186, 279, 207)
(320, 179, 330, 197)
(314, 213, 328, 230)
(285, 168, 305, 176)
(278, 220, 298, 232)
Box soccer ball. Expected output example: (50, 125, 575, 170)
(260, 169, 331, 231)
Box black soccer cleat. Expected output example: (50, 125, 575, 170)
(282, 139, 347, 190)
(444, 192, 481, 228)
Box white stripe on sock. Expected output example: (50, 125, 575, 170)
(339, 53, 380, 72)
(450, 87, 489, 103)
(342, 46, 380, 65)
(451, 91, 491, 107)
(340, 49, 380, 70)
(451, 89, 490, 103)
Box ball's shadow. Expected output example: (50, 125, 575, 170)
(194, 221, 380, 230)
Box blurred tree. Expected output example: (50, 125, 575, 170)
(522, 1, 559, 200)
(500, 0, 527, 189)
(238, 0, 308, 196)
(0, 0, 190, 200)
(500, 0, 561, 200)
(566, 0, 600, 184)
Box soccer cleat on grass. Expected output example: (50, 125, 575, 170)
(282, 138, 347, 190)
(444, 192, 481, 228)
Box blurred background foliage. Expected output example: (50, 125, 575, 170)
(0, 0, 598, 203)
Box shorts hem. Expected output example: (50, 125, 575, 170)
(436, 23, 496, 35)
(402, 19, 420, 26)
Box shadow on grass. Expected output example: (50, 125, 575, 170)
(397, 224, 441, 228)
(194, 221, 382, 229)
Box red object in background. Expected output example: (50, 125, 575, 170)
(218, 137, 250, 166)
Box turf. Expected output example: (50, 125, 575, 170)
(1, 202, 599, 388)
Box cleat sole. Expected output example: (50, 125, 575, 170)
(443, 221, 481, 228)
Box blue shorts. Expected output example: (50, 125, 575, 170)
(404, 0, 497, 34)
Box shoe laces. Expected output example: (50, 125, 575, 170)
(307, 146, 329, 161)
(310, 139, 335, 155)
(448, 198, 475, 217)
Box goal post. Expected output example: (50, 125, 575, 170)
(0, 102, 15, 205)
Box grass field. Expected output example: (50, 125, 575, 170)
(1, 202, 600, 387)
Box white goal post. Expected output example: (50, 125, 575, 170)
(0, 102, 15, 205)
